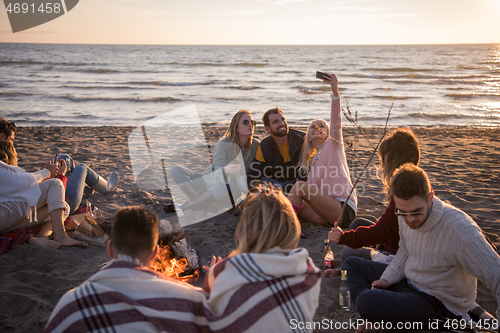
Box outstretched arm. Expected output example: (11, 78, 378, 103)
(322, 73, 339, 97)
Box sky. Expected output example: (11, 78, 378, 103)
(1, 0, 500, 45)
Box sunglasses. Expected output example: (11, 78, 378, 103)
(395, 209, 424, 217)
(243, 119, 257, 126)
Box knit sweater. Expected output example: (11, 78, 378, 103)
(381, 197, 500, 316)
(306, 95, 357, 210)
(339, 199, 399, 253)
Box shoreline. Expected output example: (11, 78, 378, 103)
(1, 125, 498, 332)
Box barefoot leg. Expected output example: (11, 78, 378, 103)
(38, 221, 53, 238)
(28, 237, 61, 249)
(50, 208, 88, 248)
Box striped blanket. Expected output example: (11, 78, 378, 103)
(43, 259, 212, 333)
(205, 247, 322, 333)
(44, 247, 321, 333)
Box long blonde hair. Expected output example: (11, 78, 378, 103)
(231, 184, 300, 255)
(298, 119, 330, 175)
(224, 110, 253, 159)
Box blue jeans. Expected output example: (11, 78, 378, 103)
(170, 165, 208, 194)
(261, 177, 295, 194)
(341, 257, 460, 325)
(58, 154, 100, 214)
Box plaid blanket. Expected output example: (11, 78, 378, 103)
(205, 247, 322, 333)
(43, 259, 212, 333)
(44, 248, 321, 333)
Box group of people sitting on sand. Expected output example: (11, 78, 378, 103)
(1, 73, 499, 332)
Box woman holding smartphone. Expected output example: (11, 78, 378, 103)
(287, 73, 357, 229)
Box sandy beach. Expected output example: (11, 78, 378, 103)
(1, 125, 499, 332)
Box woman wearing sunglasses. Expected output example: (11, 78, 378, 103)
(171, 110, 259, 211)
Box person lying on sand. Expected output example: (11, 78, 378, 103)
(0, 140, 87, 248)
(0, 118, 119, 215)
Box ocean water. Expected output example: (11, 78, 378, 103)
(1, 43, 500, 127)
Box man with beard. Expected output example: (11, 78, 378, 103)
(249, 107, 305, 194)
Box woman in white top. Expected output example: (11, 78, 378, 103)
(0, 140, 88, 249)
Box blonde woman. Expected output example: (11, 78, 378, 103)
(171, 110, 260, 210)
(0, 140, 87, 249)
(287, 73, 357, 229)
(204, 184, 321, 331)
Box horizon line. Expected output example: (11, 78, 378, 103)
(0, 41, 499, 47)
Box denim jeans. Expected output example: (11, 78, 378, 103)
(58, 154, 100, 214)
(261, 177, 295, 194)
(341, 256, 460, 325)
(170, 165, 208, 194)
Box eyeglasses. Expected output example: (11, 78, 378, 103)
(395, 209, 424, 217)
(243, 119, 257, 126)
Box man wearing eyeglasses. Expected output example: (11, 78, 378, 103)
(249, 107, 305, 194)
(343, 163, 500, 332)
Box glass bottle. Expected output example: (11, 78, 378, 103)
(339, 269, 350, 311)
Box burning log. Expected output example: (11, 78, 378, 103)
(151, 219, 199, 282)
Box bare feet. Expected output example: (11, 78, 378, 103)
(28, 237, 61, 249)
(323, 268, 341, 277)
(55, 235, 88, 248)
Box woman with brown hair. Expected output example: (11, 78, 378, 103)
(170, 110, 259, 211)
(204, 184, 321, 331)
(324, 127, 421, 276)
(0, 140, 87, 249)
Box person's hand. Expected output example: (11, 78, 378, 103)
(57, 159, 67, 176)
(327, 221, 343, 244)
(371, 278, 390, 289)
(224, 164, 241, 175)
(45, 160, 59, 178)
(202, 255, 222, 273)
(322, 73, 339, 97)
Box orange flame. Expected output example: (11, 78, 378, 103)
(150, 245, 199, 282)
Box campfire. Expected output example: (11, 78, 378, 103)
(151, 243, 199, 282)
(150, 219, 200, 282)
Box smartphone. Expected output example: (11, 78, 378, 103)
(316, 71, 327, 80)
(52, 153, 57, 164)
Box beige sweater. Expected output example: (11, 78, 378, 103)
(381, 197, 500, 317)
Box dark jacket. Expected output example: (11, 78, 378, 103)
(249, 129, 306, 192)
